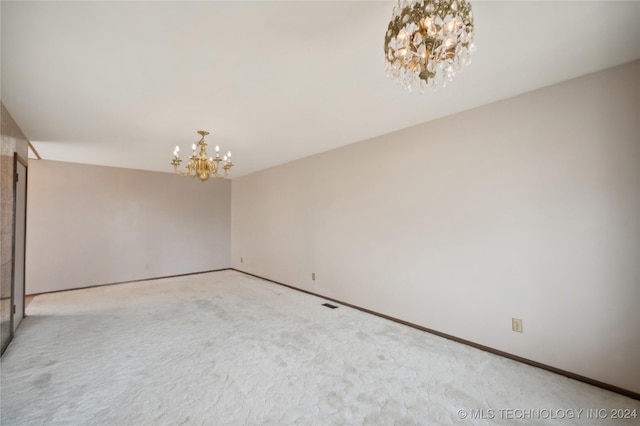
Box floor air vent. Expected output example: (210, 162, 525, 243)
(322, 303, 338, 309)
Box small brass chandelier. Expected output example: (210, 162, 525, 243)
(171, 130, 233, 181)
(384, 0, 475, 92)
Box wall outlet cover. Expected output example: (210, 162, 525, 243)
(512, 318, 523, 333)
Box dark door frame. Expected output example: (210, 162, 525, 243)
(1, 153, 28, 356)
(13, 153, 28, 323)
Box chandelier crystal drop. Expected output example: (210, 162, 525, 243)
(171, 131, 233, 181)
(384, 0, 476, 92)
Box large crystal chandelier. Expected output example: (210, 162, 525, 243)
(384, 0, 475, 92)
(171, 131, 233, 181)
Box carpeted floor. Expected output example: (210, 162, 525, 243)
(1, 270, 638, 425)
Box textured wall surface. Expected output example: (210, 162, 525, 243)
(1, 103, 29, 348)
(26, 160, 231, 294)
(1, 104, 29, 159)
(232, 61, 640, 393)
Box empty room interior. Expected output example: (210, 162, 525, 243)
(1, 1, 639, 424)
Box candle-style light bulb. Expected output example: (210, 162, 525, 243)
(227, 151, 231, 158)
(191, 143, 196, 151)
(175, 145, 180, 152)
(223, 155, 227, 162)
(215, 145, 220, 152)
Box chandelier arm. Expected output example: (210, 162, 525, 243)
(173, 163, 194, 177)
(212, 165, 232, 179)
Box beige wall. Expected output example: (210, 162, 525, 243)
(232, 61, 640, 393)
(26, 160, 231, 294)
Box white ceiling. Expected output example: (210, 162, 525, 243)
(2, 1, 639, 177)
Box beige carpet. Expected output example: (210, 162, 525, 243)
(1, 270, 638, 425)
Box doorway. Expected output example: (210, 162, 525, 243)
(13, 155, 27, 331)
